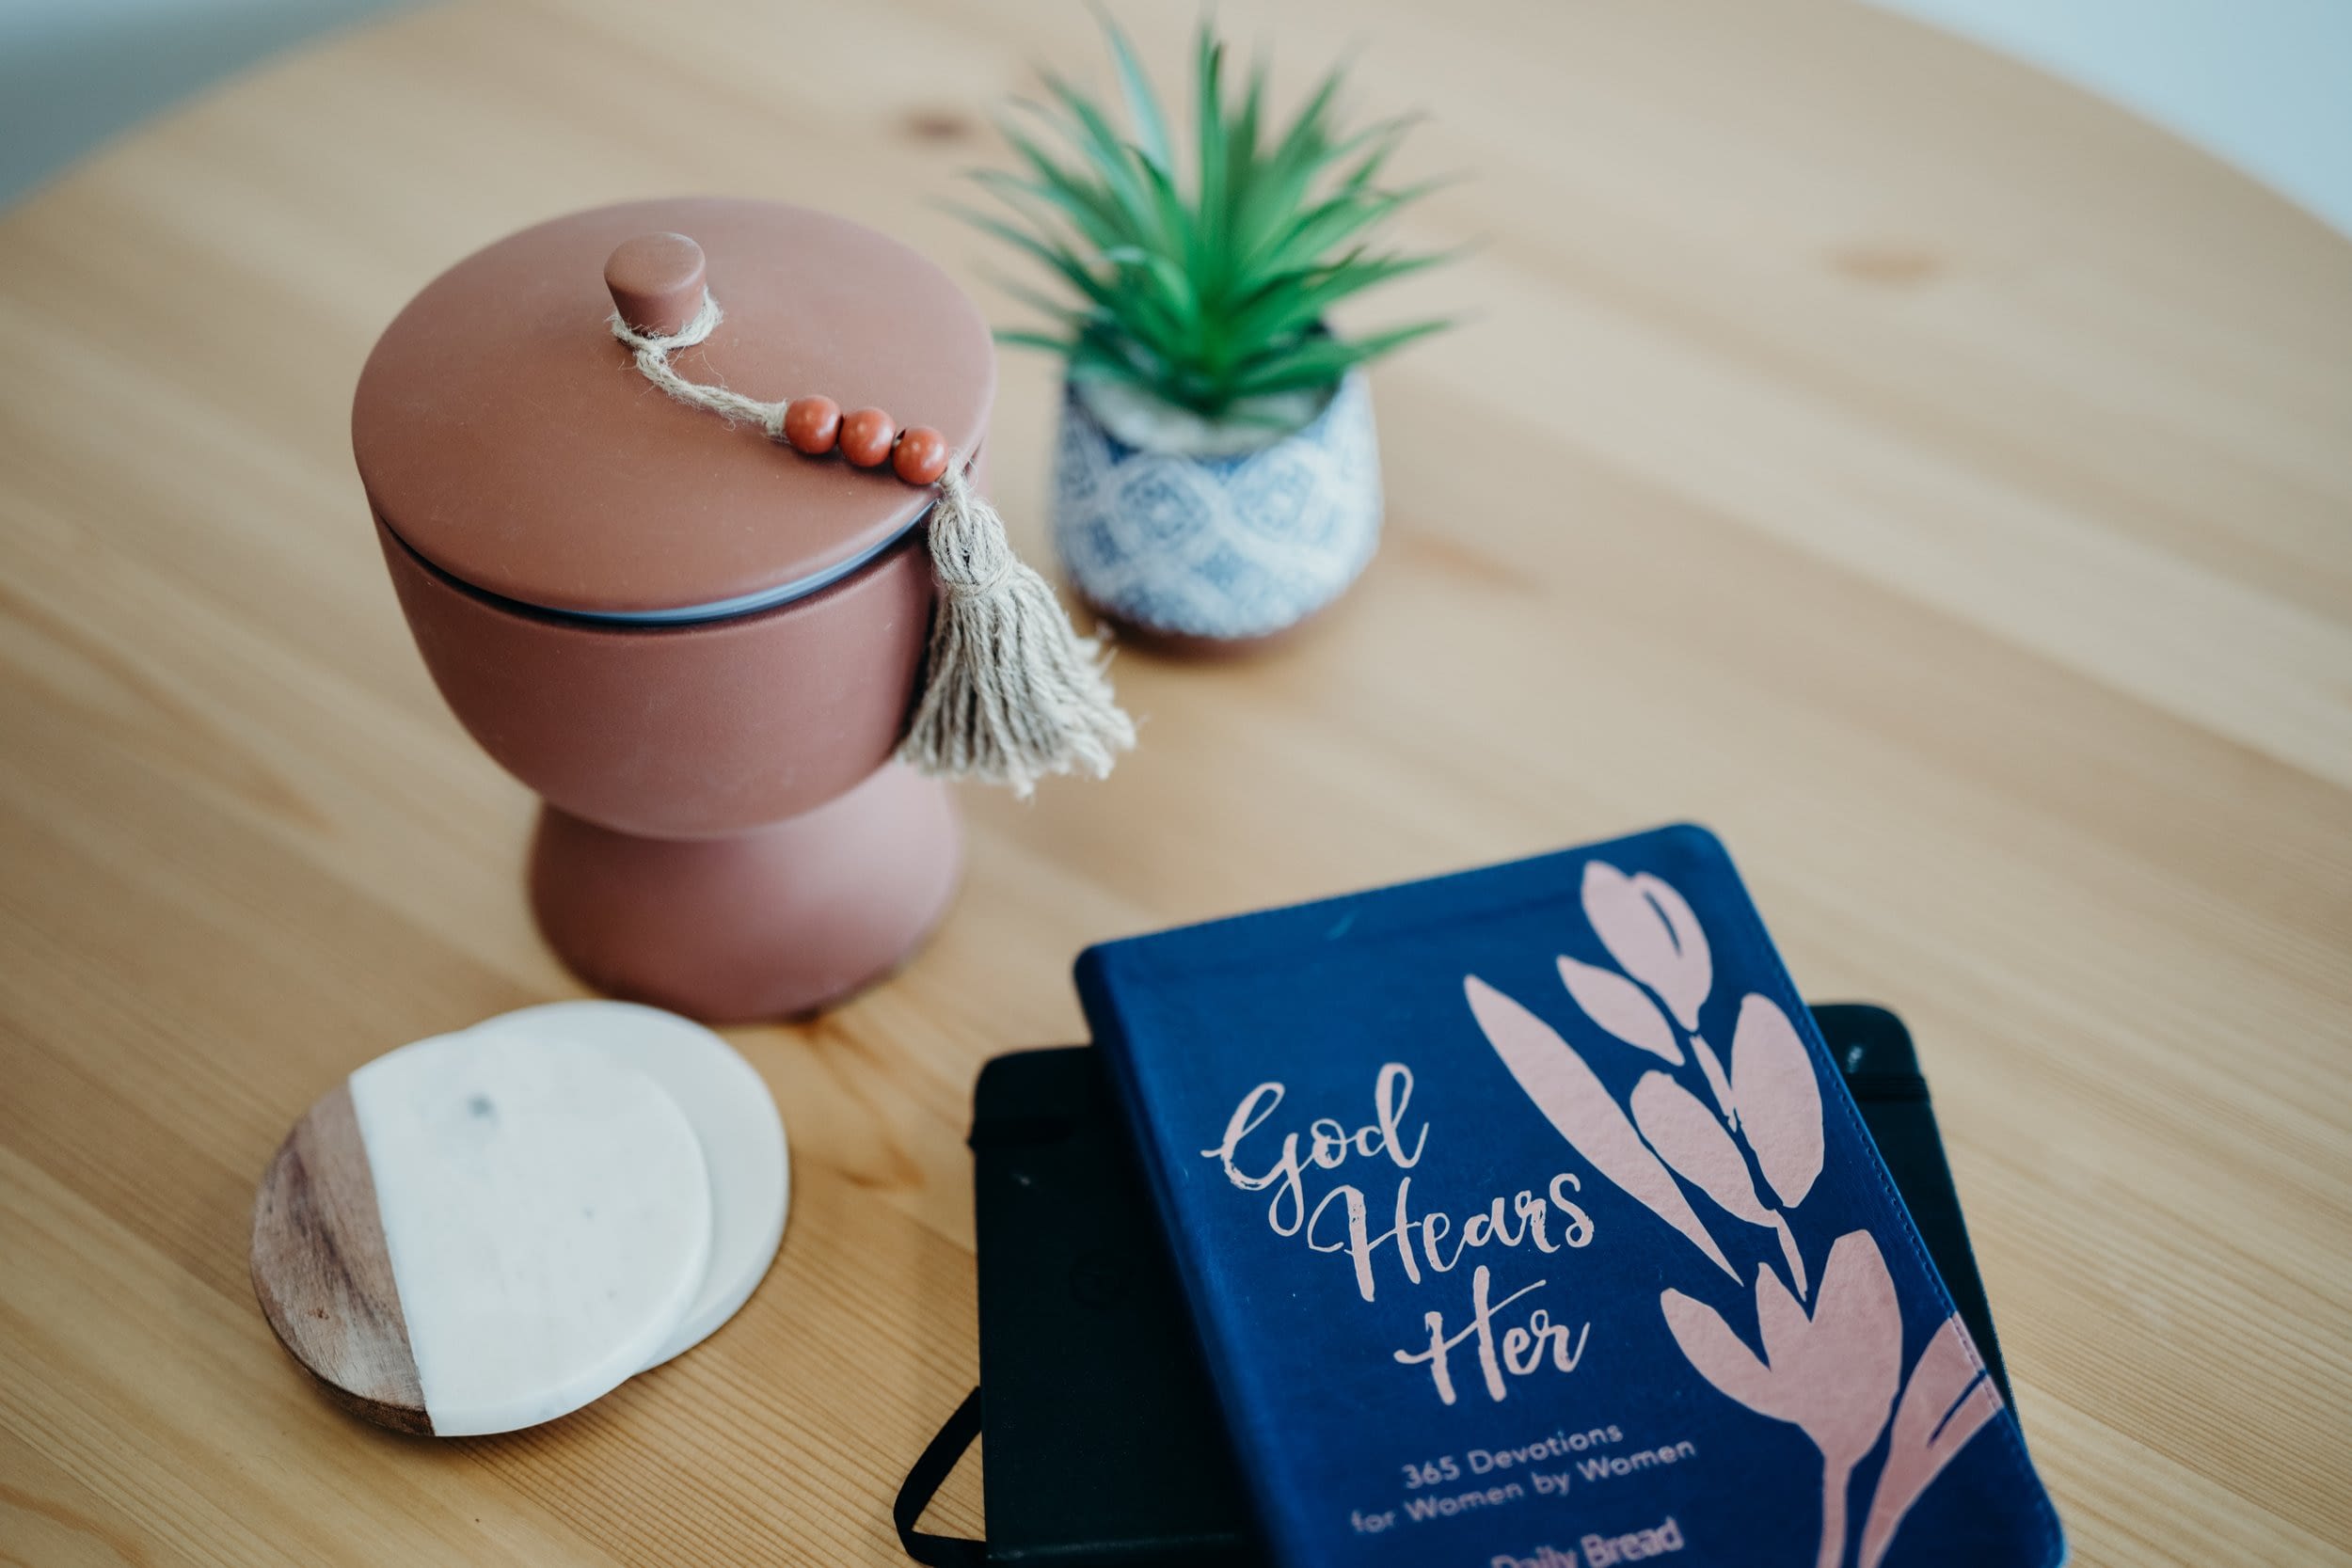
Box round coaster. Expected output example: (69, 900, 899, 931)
(463, 1001, 789, 1369)
(250, 1030, 711, 1436)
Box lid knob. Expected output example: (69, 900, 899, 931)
(604, 232, 708, 337)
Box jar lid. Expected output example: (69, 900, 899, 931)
(353, 198, 994, 619)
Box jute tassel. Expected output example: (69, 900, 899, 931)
(612, 295, 1134, 796)
(900, 464, 1135, 794)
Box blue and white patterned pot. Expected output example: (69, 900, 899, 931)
(1050, 370, 1383, 642)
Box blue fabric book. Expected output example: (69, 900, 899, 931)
(1076, 825, 2064, 1568)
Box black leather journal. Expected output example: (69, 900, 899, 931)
(898, 1006, 2009, 1567)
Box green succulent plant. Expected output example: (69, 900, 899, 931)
(962, 15, 1453, 427)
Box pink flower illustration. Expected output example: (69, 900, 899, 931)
(1662, 1232, 1902, 1568)
(1858, 1316, 2005, 1568)
(1583, 862, 1710, 1030)
(1466, 975, 1738, 1281)
(1468, 862, 2006, 1566)
(1580, 862, 1735, 1120)
(1556, 953, 1685, 1065)
(1631, 1070, 1808, 1297)
(1730, 994, 1824, 1211)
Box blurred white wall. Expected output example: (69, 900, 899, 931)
(0, 0, 404, 208)
(1867, 0, 2352, 234)
(0, 0, 2346, 232)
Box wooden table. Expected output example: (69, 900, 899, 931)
(2, 0, 2346, 1562)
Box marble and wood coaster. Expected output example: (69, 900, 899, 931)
(462, 1001, 790, 1369)
(250, 1030, 713, 1436)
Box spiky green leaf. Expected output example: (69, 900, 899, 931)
(961, 17, 1456, 420)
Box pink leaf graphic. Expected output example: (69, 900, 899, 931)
(1661, 1233, 1899, 1568)
(1555, 954, 1682, 1065)
(1754, 1263, 1814, 1373)
(1467, 975, 1736, 1281)
(1797, 1231, 1904, 1468)
(1858, 1316, 2006, 1568)
(1661, 1287, 1790, 1419)
(1630, 1072, 1808, 1296)
(1731, 994, 1824, 1211)
(1633, 1073, 1768, 1223)
(1583, 863, 1711, 1029)
(1690, 1031, 1739, 1125)
(1660, 1239, 1899, 1568)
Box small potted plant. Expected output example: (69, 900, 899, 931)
(963, 20, 1454, 651)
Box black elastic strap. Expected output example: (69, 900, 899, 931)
(896, 1386, 987, 1566)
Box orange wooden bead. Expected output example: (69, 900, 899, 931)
(838, 407, 896, 467)
(892, 425, 950, 485)
(781, 396, 840, 455)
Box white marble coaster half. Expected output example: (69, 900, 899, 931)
(464, 1001, 790, 1370)
(347, 1030, 711, 1435)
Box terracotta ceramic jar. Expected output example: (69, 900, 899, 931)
(354, 198, 995, 1022)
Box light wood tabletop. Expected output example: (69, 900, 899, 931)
(2, 0, 2346, 1563)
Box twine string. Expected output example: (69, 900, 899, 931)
(609, 293, 1134, 796)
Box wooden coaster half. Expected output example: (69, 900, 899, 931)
(250, 1078, 432, 1433)
(251, 1031, 712, 1435)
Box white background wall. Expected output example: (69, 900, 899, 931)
(1, 0, 2348, 232)
(1867, 0, 2352, 233)
(0, 0, 402, 208)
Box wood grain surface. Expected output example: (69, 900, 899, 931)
(0, 1, 2346, 1564)
(249, 1083, 432, 1436)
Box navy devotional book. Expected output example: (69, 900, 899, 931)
(1076, 825, 2064, 1568)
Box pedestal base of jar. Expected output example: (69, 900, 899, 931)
(528, 763, 961, 1023)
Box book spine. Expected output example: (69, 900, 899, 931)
(1075, 948, 1306, 1567)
